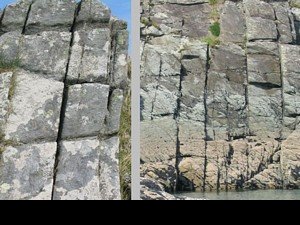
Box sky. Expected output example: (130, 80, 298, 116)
(0, 0, 131, 51)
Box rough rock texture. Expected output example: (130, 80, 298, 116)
(141, 0, 300, 199)
(0, 0, 129, 200)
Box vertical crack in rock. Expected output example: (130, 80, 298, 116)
(174, 63, 184, 192)
(202, 44, 210, 192)
(51, 1, 82, 200)
(22, 1, 33, 34)
(0, 7, 6, 29)
(150, 60, 162, 120)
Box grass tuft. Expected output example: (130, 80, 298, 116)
(119, 89, 131, 200)
(209, 22, 220, 37)
(202, 35, 220, 47)
(0, 54, 20, 73)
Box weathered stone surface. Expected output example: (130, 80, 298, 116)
(141, 161, 177, 192)
(281, 44, 300, 137)
(0, 142, 56, 200)
(0, 31, 22, 62)
(53, 137, 120, 200)
(0, 72, 13, 131)
(281, 130, 300, 188)
(141, 0, 300, 196)
(76, 0, 111, 28)
(20, 31, 71, 81)
(25, 0, 77, 34)
(207, 44, 248, 140)
(141, 117, 177, 163)
(244, 0, 275, 20)
(0, 0, 31, 34)
(272, 2, 295, 44)
(62, 83, 109, 139)
(0, 0, 128, 201)
(220, 1, 246, 45)
(248, 85, 282, 139)
(247, 42, 281, 86)
(4, 70, 64, 144)
(246, 17, 278, 41)
(104, 89, 124, 134)
(67, 28, 110, 83)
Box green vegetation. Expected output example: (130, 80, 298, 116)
(0, 55, 20, 73)
(209, 0, 218, 5)
(209, 22, 220, 37)
(202, 35, 220, 47)
(119, 90, 131, 200)
(290, 0, 300, 8)
(141, 17, 160, 30)
(119, 60, 131, 200)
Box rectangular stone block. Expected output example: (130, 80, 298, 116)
(53, 137, 121, 200)
(0, 0, 31, 34)
(67, 28, 110, 83)
(20, 31, 71, 81)
(0, 72, 13, 132)
(0, 142, 57, 200)
(4, 70, 64, 144)
(61, 83, 109, 139)
(141, 116, 177, 163)
(246, 17, 277, 41)
(25, 0, 77, 34)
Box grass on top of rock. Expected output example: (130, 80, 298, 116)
(202, 35, 220, 47)
(119, 88, 131, 200)
(0, 55, 20, 73)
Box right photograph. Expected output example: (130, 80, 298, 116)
(140, 0, 300, 200)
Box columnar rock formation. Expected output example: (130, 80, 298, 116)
(0, 0, 129, 200)
(141, 0, 300, 194)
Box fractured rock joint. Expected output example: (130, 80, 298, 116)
(140, 0, 300, 197)
(0, 0, 129, 200)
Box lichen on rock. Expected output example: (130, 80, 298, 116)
(140, 0, 300, 200)
(0, 0, 129, 200)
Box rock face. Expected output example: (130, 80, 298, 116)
(0, 0, 129, 200)
(140, 0, 300, 198)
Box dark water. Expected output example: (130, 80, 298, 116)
(176, 190, 300, 200)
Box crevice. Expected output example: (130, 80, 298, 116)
(150, 60, 162, 121)
(0, 6, 6, 33)
(278, 43, 285, 141)
(248, 81, 281, 89)
(22, 2, 33, 34)
(174, 64, 184, 192)
(51, 1, 82, 200)
(202, 44, 210, 192)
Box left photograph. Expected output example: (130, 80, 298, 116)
(0, 0, 131, 200)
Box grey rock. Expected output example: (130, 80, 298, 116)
(0, 31, 22, 62)
(76, 0, 111, 29)
(247, 42, 281, 86)
(53, 137, 121, 200)
(104, 89, 124, 134)
(0, 0, 32, 34)
(0, 72, 13, 131)
(248, 85, 282, 139)
(272, 2, 295, 44)
(281, 44, 300, 136)
(4, 70, 64, 144)
(141, 116, 177, 163)
(62, 83, 109, 139)
(67, 28, 110, 83)
(19, 31, 71, 81)
(220, 1, 246, 45)
(0, 142, 57, 200)
(110, 27, 129, 89)
(246, 17, 278, 41)
(281, 130, 300, 188)
(25, 0, 77, 34)
(244, 0, 275, 20)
